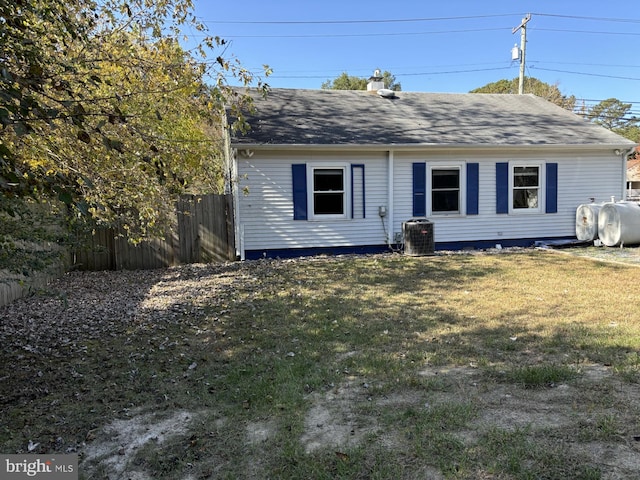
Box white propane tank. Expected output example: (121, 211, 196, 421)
(576, 203, 603, 241)
(597, 202, 640, 247)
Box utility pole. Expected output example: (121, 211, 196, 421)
(512, 13, 531, 95)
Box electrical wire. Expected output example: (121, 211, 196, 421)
(269, 66, 513, 79)
(530, 60, 640, 69)
(532, 27, 640, 36)
(530, 13, 640, 24)
(203, 13, 523, 25)
(532, 67, 640, 82)
(202, 12, 640, 25)
(195, 27, 509, 39)
(183, 10, 640, 108)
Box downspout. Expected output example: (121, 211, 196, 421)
(226, 141, 244, 260)
(387, 149, 394, 246)
(621, 147, 636, 201)
(232, 150, 245, 261)
(221, 108, 243, 260)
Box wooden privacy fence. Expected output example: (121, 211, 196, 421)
(72, 194, 235, 270)
(177, 194, 235, 264)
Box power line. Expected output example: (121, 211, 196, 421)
(202, 13, 522, 25)
(269, 61, 508, 74)
(576, 98, 640, 105)
(203, 12, 640, 25)
(192, 27, 508, 39)
(188, 11, 640, 100)
(530, 60, 640, 69)
(533, 27, 640, 36)
(533, 67, 640, 82)
(403, 67, 513, 76)
(182, 26, 640, 41)
(269, 66, 513, 79)
(530, 13, 640, 24)
(261, 61, 640, 76)
(182, 13, 640, 42)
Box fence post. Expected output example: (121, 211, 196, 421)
(225, 193, 236, 261)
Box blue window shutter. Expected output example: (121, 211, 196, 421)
(496, 162, 509, 214)
(546, 163, 558, 213)
(351, 164, 365, 219)
(292, 164, 307, 220)
(412, 163, 426, 217)
(466, 163, 479, 215)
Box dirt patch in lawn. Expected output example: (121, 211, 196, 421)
(81, 410, 197, 479)
(76, 372, 640, 479)
(301, 380, 379, 454)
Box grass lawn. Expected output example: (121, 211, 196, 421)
(2, 249, 640, 479)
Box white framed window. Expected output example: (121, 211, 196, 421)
(427, 163, 466, 216)
(307, 164, 349, 220)
(510, 163, 544, 213)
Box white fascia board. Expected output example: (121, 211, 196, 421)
(230, 143, 637, 154)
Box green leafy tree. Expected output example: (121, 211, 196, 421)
(614, 125, 640, 143)
(470, 77, 576, 111)
(322, 71, 401, 91)
(586, 98, 640, 142)
(1, 0, 268, 241)
(322, 73, 367, 90)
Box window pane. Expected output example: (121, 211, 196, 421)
(432, 169, 459, 189)
(514, 166, 539, 187)
(432, 191, 459, 212)
(312, 168, 345, 216)
(314, 169, 344, 191)
(431, 168, 459, 213)
(314, 193, 344, 214)
(513, 189, 539, 209)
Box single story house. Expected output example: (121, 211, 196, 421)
(225, 84, 636, 260)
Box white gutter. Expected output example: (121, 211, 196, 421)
(230, 143, 635, 153)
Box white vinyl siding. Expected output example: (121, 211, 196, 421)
(235, 148, 624, 255)
(237, 151, 387, 253)
(392, 150, 624, 245)
(352, 166, 365, 219)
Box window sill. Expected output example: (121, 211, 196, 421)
(307, 216, 351, 222)
(429, 213, 465, 218)
(508, 209, 544, 215)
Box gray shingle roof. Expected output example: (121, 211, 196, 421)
(230, 88, 635, 148)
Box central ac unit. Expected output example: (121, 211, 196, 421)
(402, 219, 434, 256)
